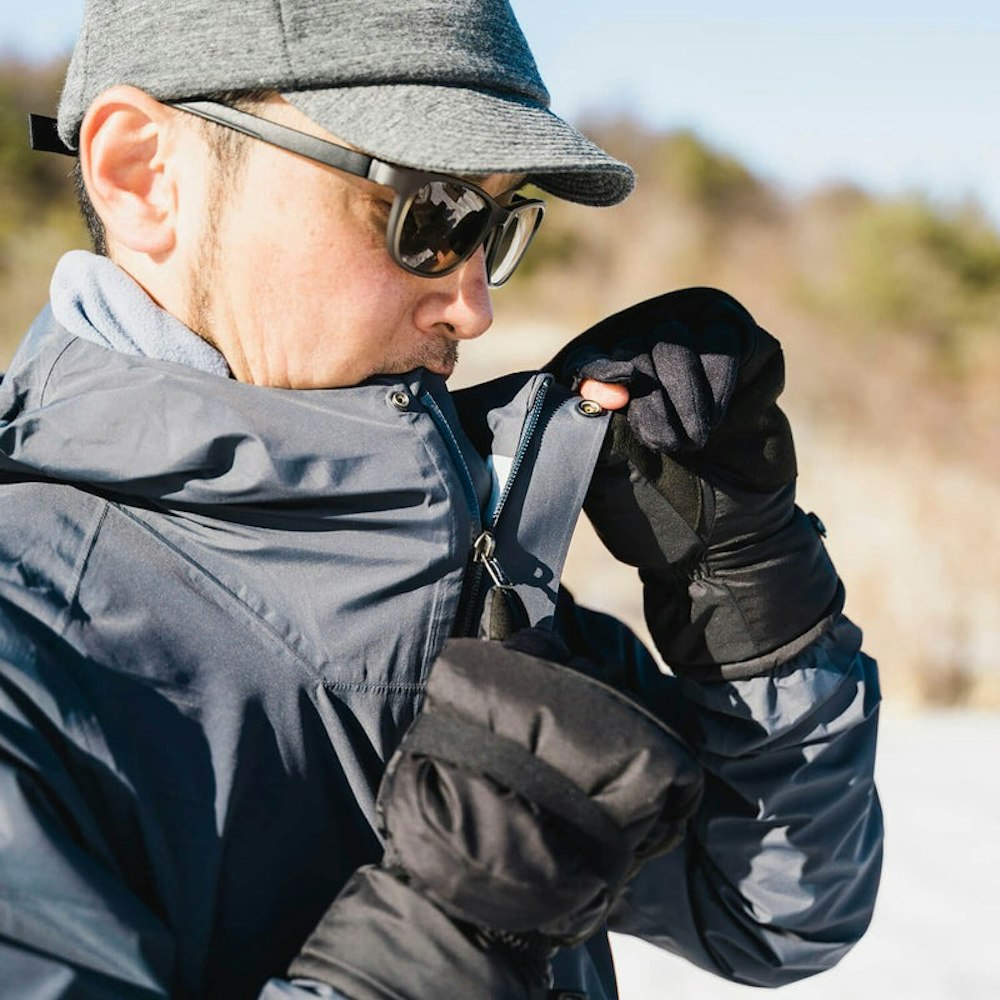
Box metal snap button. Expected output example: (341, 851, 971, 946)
(389, 391, 411, 410)
(577, 399, 604, 417)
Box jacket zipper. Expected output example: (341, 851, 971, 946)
(456, 375, 553, 636)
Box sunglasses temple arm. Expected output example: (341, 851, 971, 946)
(172, 101, 375, 180)
(29, 115, 76, 156)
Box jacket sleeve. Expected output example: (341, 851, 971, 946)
(555, 594, 883, 988)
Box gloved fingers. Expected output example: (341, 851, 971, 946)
(625, 389, 680, 453)
(700, 348, 740, 425)
(647, 340, 721, 449)
(576, 330, 744, 456)
(546, 285, 764, 378)
(619, 344, 712, 454)
(571, 354, 634, 387)
(414, 640, 704, 841)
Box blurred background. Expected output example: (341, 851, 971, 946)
(2, 2, 998, 997)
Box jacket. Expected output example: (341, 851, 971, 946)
(0, 259, 882, 998)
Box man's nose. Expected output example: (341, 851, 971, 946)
(413, 248, 494, 341)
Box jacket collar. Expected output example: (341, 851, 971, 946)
(0, 307, 465, 510)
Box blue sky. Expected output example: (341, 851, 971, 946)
(4, 1, 998, 223)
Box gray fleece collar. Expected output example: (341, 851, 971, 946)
(49, 250, 232, 378)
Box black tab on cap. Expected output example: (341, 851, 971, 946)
(28, 114, 77, 156)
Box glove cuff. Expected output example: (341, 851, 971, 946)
(643, 494, 845, 680)
(667, 582, 846, 682)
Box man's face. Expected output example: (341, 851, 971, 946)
(182, 97, 523, 389)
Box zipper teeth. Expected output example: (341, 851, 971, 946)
(489, 374, 552, 529)
(458, 562, 486, 637)
(454, 373, 553, 638)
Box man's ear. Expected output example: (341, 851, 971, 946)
(78, 85, 181, 256)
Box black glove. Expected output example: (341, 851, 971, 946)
(289, 635, 703, 998)
(547, 287, 844, 681)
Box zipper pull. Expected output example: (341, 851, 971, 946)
(472, 530, 531, 640)
(472, 529, 509, 587)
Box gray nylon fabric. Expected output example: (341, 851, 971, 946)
(56, 0, 634, 206)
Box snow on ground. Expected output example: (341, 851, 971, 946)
(611, 710, 1000, 1000)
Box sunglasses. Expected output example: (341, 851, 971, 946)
(170, 101, 545, 286)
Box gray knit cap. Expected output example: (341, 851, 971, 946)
(57, 0, 634, 206)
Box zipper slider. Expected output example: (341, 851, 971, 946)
(472, 530, 509, 588)
(471, 529, 531, 640)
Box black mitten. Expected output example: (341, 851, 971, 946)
(548, 287, 844, 680)
(289, 638, 703, 998)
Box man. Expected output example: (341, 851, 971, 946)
(1, 1, 882, 997)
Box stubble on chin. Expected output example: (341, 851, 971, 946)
(371, 338, 459, 380)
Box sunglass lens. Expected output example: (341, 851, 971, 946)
(398, 181, 491, 274)
(486, 202, 544, 285)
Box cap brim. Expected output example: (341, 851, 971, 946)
(284, 84, 634, 207)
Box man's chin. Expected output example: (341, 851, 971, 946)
(424, 343, 459, 379)
(423, 358, 457, 379)
(373, 345, 459, 381)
